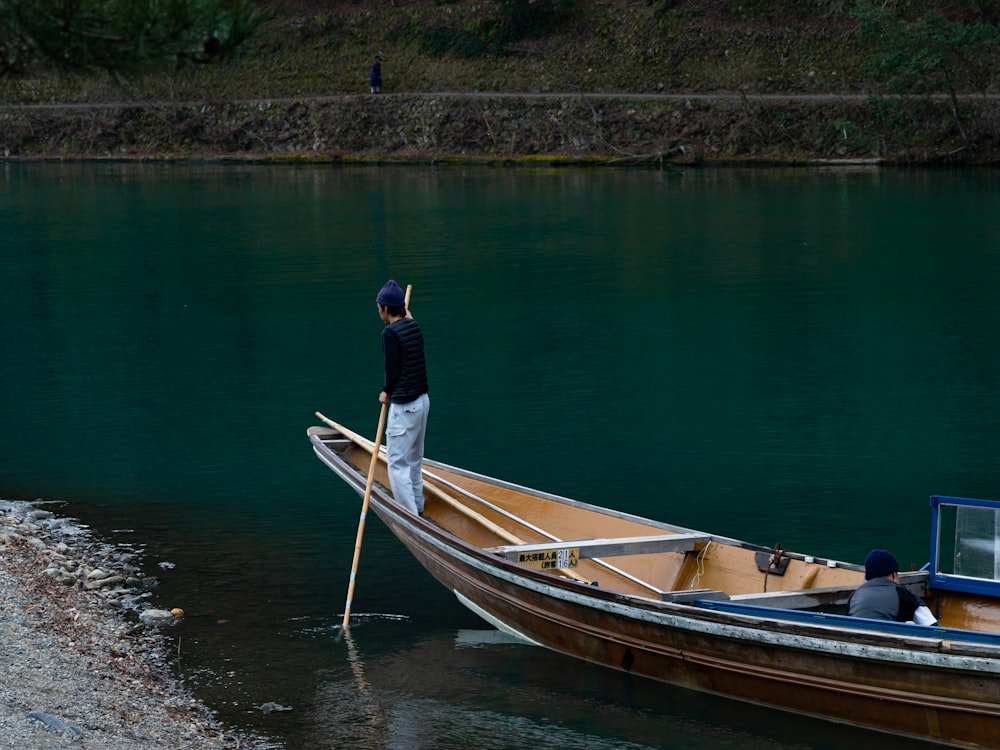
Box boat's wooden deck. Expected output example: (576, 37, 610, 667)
(422, 464, 864, 598)
(337, 434, 864, 601)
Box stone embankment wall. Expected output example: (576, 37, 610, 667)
(2, 94, 999, 163)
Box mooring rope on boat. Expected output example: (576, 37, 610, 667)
(691, 540, 712, 588)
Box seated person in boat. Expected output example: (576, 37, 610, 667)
(847, 549, 937, 625)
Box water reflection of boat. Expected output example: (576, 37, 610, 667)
(310, 419, 1000, 749)
(311, 624, 917, 750)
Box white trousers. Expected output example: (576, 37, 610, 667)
(385, 393, 429, 514)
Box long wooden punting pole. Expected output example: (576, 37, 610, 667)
(340, 283, 412, 629)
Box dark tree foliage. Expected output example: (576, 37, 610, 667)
(853, 0, 1000, 142)
(645, 0, 1000, 21)
(498, 0, 576, 40)
(410, 0, 576, 58)
(0, 0, 264, 77)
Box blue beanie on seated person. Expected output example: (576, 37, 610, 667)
(864, 549, 899, 580)
(376, 279, 405, 308)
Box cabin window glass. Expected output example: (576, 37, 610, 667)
(938, 504, 1000, 581)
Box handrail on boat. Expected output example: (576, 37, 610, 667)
(489, 533, 711, 560)
(419, 467, 668, 596)
(418, 481, 592, 584)
(315, 417, 683, 594)
(314, 416, 595, 584)
(317, 416, 673, 595)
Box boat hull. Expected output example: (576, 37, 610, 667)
(381, 509, 999, 749)
(311, 425, 1000, 749)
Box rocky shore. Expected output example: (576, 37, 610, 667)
(0, 499, 274, 750)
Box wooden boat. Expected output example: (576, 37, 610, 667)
(309, 417, 1000, 749)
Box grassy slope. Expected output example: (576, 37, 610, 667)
(3, 1, 999, 163)
(2, 0, 886, 104)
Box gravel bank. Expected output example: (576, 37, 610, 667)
(0, 499, 276, 750)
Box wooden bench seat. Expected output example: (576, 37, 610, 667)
(490, 532, 712, 563)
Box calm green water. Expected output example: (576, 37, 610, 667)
(4, 162, 1000, 749)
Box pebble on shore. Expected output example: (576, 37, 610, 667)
(0, 499, 275, 749)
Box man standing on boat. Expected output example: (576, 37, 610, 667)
(847, 549, 937, 625)
(376, 279, 429, 515)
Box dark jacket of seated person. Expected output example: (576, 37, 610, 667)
(847, 549, 937, 626)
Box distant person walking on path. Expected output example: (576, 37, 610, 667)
(369, 54, 382, 94)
